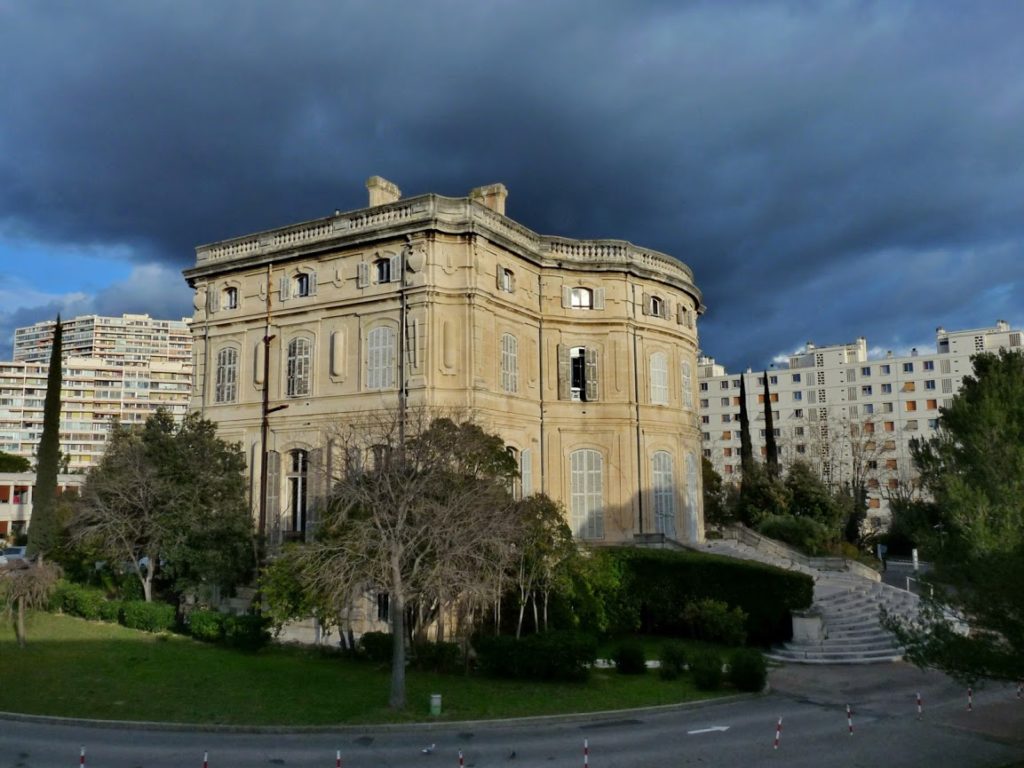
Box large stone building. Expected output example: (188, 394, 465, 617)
(184, 177, 705, 547)
(698, 320, 1023, 528)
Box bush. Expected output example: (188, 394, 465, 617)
(53, 583, 107, 620)
(612, 641, 647, 675)
(476, 631, 597, 682)
(222, 614, 270, 651)
(359, 631, 394, 663)
(727, 648, 767, 692)
(120, 600, 176, 633)
(757, 514, 833, 556)
(411, 641, 462, 673)
(659, 642, 687, 681)
(188, 609, 226, 643)
(681, 599, 748, 646)
(582, 549, 813, 646)
(98, 600, 123, 623)
(690, 650, 724, 691)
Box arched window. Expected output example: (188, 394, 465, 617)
(650, 352, 669, 405)
(288, 449, 308, 536)
(652, 451, 676, 536)
(286, 337, 312, 397)
(214, 347, 238, 403)
(570, 449, 604, 539)
(681, 361, 693, 409)
(366, 326, 396, 389)
(650, 296, 664, 316)
(500, 333, 518, 393)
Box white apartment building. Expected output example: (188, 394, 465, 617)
(0, 356, 192, 473)
(698, 320, 1023, 528)
(0, 472, 84, 541)
(14, 313, 191, 366)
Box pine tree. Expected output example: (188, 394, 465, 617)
(27, 316, 62, 559)
(738, 373, 753, 472)
(763, 371, 779, 476)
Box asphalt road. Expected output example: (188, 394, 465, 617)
(2, 663, 1022, 768)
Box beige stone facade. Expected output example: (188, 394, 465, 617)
(184, 178, 705, 547)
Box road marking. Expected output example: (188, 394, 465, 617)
(687, 726, 730, 735)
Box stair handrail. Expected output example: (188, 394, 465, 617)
(722, 524, 881, 582)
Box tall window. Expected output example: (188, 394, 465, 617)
(650, 352, 668, 405)
(686, 453, 699, 541)
(214, 347, 238, 403)
(374, 258, 391, 284)
(286, 337, 311, 397)
(500, 333, 518, 393)
(681, 361, 693, 408)
(652, 451, 675, 536)
(570, 449, 603, 539)
(366, 326, 396, 389)
(570, 287, 593, 308)
(223, 286, 239, 310)
(294, 273, 311, 297)
(288, 449, 308, 534)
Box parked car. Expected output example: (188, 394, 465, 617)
(2, 546, 27, 560)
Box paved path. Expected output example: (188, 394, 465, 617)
(2, 663, 1022, 767)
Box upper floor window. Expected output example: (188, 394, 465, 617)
(650, 296, 664, 317)
(223, 287, 239, 310)
(295, 273, 311, 297)
(286, 338, 312, 397)
(880, 364, 891, 374)
(366, 326, 396, 390)
(903, 362, 914, 373)
(571, 287, 592, 309)
(681, 362, 693, 409)
(652, 451, 675, 536)
(650, 352, 669, 405)
(570, 449, 604, 539)
(280, 271, 316, 301)
(923, 360, 935, 371)
(792, 373, 802, 383)
(375, 258, 391, 284)
(558, 344, 598, 402)
(498, 267, 515, 293)
(288, 449, 308, 534)
(500, 333, 518, 393)
(214, 347, 238, 403)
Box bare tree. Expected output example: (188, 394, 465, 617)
(293, 410, 521, 710)
(0, 559, 61, 647)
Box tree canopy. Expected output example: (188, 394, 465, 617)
(885, 350, 1024, 682)
(72, 410, 254, 602)
(0, 451, 30, 473)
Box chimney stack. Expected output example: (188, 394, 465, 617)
(366, 176, 402, 207)
(469, 183, 508, 215)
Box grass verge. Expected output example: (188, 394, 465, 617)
(0, 613, 731, 726)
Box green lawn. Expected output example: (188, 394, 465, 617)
(0, 613, 731, 725)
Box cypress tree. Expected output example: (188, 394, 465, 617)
(763, 370, 779, 476)
(738, 373, 753, 472)
(27, 316, 63, 559)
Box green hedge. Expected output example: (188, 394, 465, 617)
(50, 582, 107, 620)
(690, 650, 724, 690)
(476, 631, 597, 682)
(121, 600, 177, 633)
(359, 631, 394, 663)
(411, 641, 462, 673)
(187, 609, 226, 642)
(612, 640, 647, 675)
(222, 614, 270, 651)
(727, 648, 767, 692)
(757, 515, 833, 556)
(589, 549, 813, 646)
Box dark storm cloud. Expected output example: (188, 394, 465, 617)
(1, 1, 1022, 368)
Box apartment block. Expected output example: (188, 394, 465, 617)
(0, 356, 192, 472)
(698, 321, 1023, 528)
(14, 313, 191, 365)
(0, 472, 84, 541)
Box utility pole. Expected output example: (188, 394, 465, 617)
(258, 263, 287, 558)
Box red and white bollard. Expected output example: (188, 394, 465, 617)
(336, 749, 342, 768)
(773, 717, 782, 750)
(202, 751, 208, 768)
(846, 704, 853, 735)
(458, 749, 464, 768)
(916, 692, 923, 720)
(1017, 682, 1022, 700)
(968, 687, 974, 712)
(583, 738, 589, 768)
(79, 746, 86, 767)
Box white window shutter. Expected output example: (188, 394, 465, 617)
(641, 292, 651, 316)
(509, 271, 516, 293)
(357, 262, 369, 288)
(496, 264, 504, 291)
(207, 287, 220, 313)
(308, 270, 317, 296)
(677, 305, 686, 325)
(662, 300, 671, 320)
(585, 348, 599, 402)
(594, 288, 606, 310)
(520, 449, 532, 497)
(279, 276, 290, 301)
(562, 286, 572, 308)
(557, 344, 571, 400)
(389, 254, 401, 282)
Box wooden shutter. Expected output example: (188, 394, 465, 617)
(562, 286, 572, 308)
(594, 288, 606, 310)
(307, 448, 323, 531)
(389, 254, 401, 282)
(308, 270, 317, 296)
(207, 287, 219, 313)
(496, 264, 504, 290)
(641, 292, 651, 315)
(677, 305, 686, 325)
(557, 344, 571, 400)
(266, 451, 281, 520)
(585, 348, 599, 402)
(279, 276, 290, 301)
(357, 262, 369, 288)
(520, 449, 532, 497)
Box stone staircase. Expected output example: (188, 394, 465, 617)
(701, 531, 920, 664)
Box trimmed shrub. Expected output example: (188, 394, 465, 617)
(476, 631, 597, 682)
(98, 600, 123, 624)
(188, 609, 226, 643)
(583, 548, 813, 645)
(359, 631, 394, 663)
(52, 583, 107, 620)
(727, 648, 767, 692)
(690, 650, 724, 691)
(612, 641, 647, 675)
(48, 580, 74, 612)
(121, 600, 176, 633)
(659, 642, 687, 681)
(223, 614, 270, 651)
(411, 641, 462, 673)
(681, 599, 748, 646)
(757, 514, 832, 556)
